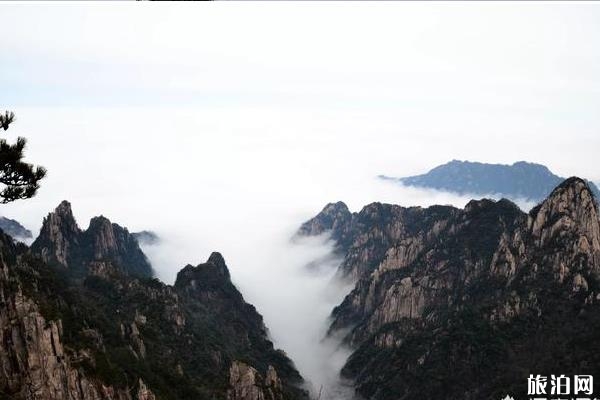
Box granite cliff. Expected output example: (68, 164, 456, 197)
(1, 201, 307, 400)
(300, 177, 600, 399)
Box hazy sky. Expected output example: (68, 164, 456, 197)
(2, 3, 600, 396)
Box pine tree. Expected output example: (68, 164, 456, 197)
(0, 111, 46, 203)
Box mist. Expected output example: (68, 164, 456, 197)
(2, 3, 600, 397)
(0, 106, 554, 398)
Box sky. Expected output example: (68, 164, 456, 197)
(2, 2, 600, 397)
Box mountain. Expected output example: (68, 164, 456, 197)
(0, 216, 32, 240)
(132, 231, 160, 246)
(31, 201, 154, 279)
(299, 177, 600, 400)
(1, 201, 307, 400)
(379, 160, 600, 203)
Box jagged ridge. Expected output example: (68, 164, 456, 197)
(31, 201, 154, 279)
(300, 177, 600, 400)
(1, 202, 308, 400)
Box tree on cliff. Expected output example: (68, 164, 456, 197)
(0, 111, 46, 203)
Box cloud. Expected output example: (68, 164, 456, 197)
(2, 3, 600, 395)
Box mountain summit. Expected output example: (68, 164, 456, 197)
(380, 160, 600, 203)
(299, 177, 600, 400)
(1, 202, 307, 400)
(31, 201, 154, 279)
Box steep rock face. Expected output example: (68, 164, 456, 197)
(32, 200, 81, 267)
(2, 203, 307, 400)
(297, 201, 353, 243)
(0, 232, 154, 400)
(227, 361, 283, 400)
(83, 216, 152, 278)
(301, 177, 600, 400)
(300, 201, 458, 281)
(31, 202, 153, 279)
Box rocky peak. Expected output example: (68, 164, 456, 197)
(207, 251, 230, 278)
(32, 200, 81, 266)
(84, 216, 153, 278)
(86, 216, 122, 257)
(175, 253, 233, 291)
(297, 201, 351, 237)
(530, 177, 600, 250)
(32, 202, 153, 278)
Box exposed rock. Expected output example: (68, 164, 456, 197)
(136, 379, 155, 400)
(32, 200, 81, 267)
(31, 201, 153, 279)
(297, 201, 352, 240)
(2, 207, 308, 400)
(227, 361, 283, 400)
(0, 233, 153, 400)
(301, 177, 600, 400)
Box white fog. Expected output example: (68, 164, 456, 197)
(2, 3, 600, 398)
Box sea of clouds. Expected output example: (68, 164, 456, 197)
(0, 106, 579, 398)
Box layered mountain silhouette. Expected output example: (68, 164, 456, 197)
(0, 216, 32, 241)
(379, 160, 600, 203)
(0, 201, 307, 400)
(300, 177, 600, 400)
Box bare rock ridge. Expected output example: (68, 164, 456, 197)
(31, 200, 154, 279)
(299, 177, 600, 400)
(1, 202, 307, 400)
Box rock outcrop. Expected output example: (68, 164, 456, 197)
(31, 201, 153, 279)
(0, 232, 154, 400)
(227, 361, 284, 400)
(1, 202, 307, 400)
(32, 200, 81, 267)
(300, 177, 600, 400)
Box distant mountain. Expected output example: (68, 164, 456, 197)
(132, 230, 160, 245)
(0, 216, 32, 240)
(380, 160, 600, 203)
(0, 201, 307, 400)
(299, 178, 600, 400)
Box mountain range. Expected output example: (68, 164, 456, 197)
(0, 201, 308, 400)
(379, 160, 600, 203)
(2, 176, 600, 400)
(299, 177, 600, 399)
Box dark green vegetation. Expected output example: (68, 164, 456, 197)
(0, 201, 307, 400)
(0, 110, 46, 203)
(302, 177, 600, 400)
(380, 160, 600, 202)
